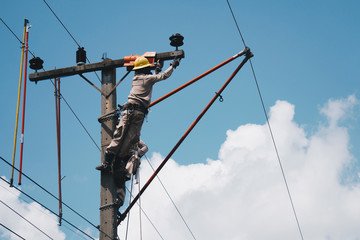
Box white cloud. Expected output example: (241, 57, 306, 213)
(0, 178, 66, 240)
(119, 96, 360, 240)
(320, 95, 358, 127)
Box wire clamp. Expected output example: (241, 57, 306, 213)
(215, 92, 224, 102)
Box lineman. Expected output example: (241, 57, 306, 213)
(96, 56, 180, 171)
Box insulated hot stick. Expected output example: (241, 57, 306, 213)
(10, 19, 28, 186)
(18, 24, 31, 185)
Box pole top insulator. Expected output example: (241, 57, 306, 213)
(169, 33, 184, 50)
(29, 57, 44, 71)
(76, 47, 86, 65)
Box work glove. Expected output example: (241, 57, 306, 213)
(170, 58, 180, 68)
(155, 59, 164, 73)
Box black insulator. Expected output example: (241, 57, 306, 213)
(29, 57, 44, 71)
(169, 33, 184, 49)
(76, 47, 86, 65)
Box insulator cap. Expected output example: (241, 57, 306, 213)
(76, 47, 86, 65)
(29, 57, 44, 70)
(169, 33, 184, 48)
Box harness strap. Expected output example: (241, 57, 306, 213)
(123, 103, 148, 115)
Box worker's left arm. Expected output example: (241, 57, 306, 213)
(137, 140, 148, 158)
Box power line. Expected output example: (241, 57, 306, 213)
(0, 176, 97, 240)
(0, 17, 35, 58)
(0, 199, 53, 239)
(225, 1, 304, 239)
(225, 0, 246, 47)
(0, 156, 101, 235)
(41, 0, 80, 47)
(0, 184, 89, 240)
(144, 155, 197, 240)
(0, 17, 23, 44)
(41, 0, 102, 83)
(0, 222, 26, 240)
(49, 79, 101, 151)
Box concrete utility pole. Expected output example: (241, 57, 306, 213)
(99, 65, 117, 239)
(29, 50, 184, 240)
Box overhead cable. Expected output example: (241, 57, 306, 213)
(0, 176, 96, 240)
(0, 17, 35, 57)
(41, 0, 80, 47)
(225, 1, 304, 239)
(0, 184, 89, 240)
(0, 199, 53, 239)
(0, 156, 100, 234)
(49, 79, 101, 151)
(0, 222, 26, 240)
(41, 0, 102, 83)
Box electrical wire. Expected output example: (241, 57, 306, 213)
(41, 0, 102, 83)
(0, 17, 35, 58)
(225, 1, 304, 239)
(144, 155, 197, 240)
(0, 156, 103, 236)
(48, 79, 101, 151)
(0, 222, 26, 240)
(0, 176, 96, 240)
(0, 17, 23, 44)
(0, 184, 89, 240)
(0, 199, 53, 239)
(41, 0, 79, 48)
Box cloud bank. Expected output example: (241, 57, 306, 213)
(1, 95, 358, 240)
(120, 95, 360, 240)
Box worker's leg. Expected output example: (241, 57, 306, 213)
(106, 110, 132, 155)
(116, 110, 145, 158)
(96, 111, 131, 171)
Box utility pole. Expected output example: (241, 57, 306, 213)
(99, 64, 117, 239)
(29, 50, 184, 240)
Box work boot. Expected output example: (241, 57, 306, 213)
(95, 152, 115, 172)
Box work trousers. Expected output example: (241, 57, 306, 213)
(106, 109, 145, 158)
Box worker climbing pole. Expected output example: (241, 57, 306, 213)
(118, 47, 253, 223)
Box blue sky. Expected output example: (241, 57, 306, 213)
(1, 1, 360, 239)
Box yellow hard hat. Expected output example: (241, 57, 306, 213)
(132, 56, 151, 70)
